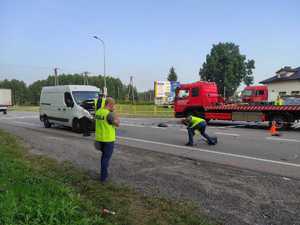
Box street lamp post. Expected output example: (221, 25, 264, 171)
(93, 35, 107, 96)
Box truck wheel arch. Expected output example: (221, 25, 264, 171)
(269, 113, 293, 130)
(184, 107, 205, 118)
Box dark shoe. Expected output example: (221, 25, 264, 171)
(211, 137, 218, 144)
(185, 142, 194, 146)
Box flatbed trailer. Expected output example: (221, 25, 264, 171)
(204, 105, 300, 128)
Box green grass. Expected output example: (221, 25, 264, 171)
(0, 130, 217, 225)
(9, 106, 39, 112)
(9, 104, 174, 117)
(116, 104, 173, 117)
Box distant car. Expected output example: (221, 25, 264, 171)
(40, 85, 100, 132)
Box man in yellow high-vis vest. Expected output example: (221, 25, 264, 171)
(94, 97, 120, 182)
(275, 96, 284, 106)
(182, 115, 217, 146)
(94, 93, 106, 111)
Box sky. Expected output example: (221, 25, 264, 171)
(1, 0, 300, 91)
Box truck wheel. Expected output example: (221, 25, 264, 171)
(72, 119, 82, 133)
(43, 116, 52, 128)
(271, 115, 286, 130)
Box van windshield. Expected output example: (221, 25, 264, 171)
(72, 91, 99, 104)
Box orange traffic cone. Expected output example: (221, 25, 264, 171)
(270, 121, 280, 136)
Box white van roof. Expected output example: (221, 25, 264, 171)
(42, 85, 100, 93)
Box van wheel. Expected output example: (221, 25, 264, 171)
(43, 116, 52, 128)
(72, 119, 82, 133)
(3, 110, 7, 115)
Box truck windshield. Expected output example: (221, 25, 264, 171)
(242, 90, 253, 97)
(72, 91, 99, 104)
(177, 89, 189, 99)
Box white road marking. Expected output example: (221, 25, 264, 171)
(120, 123, 147, 128)
(121, 122, 168, 130)
(118, 136, 300, 168)
(0, 116, 38, 120)
(47, 136, 65, 141)
(121, 122, 227, 132)
(209, 126, 227, 129)
(12, 121, 39, 127)
(266, 137, 300, 143)
(215, 132, 240, 137)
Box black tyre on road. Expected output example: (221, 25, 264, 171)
(72, 118, 82, 133)
(43, 116, 52, 128)
(270, 115, 291, 130)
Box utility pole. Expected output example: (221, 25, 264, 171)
(129, 76, 134, 103)
(93, 36, 107, 96)
(117, 86, 120, 99)
(54, 68, 59, 86)
(83, 71, 89, 85)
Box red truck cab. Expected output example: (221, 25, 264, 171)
(174, 81, 220, 117)
(241, 85, 268, 104)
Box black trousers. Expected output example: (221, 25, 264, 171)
(81, 117, 91, 136)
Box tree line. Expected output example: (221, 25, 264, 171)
(0, 74, 140, 105)
(1, 42, 256, 104)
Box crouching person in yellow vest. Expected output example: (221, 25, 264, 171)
(182, 115, 217, 146)
(275, 96, 284, 106)
(94, 97, 120, 182)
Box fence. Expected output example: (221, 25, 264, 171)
(115, 104, 173, 117)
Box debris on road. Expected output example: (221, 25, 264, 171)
(157, 122, 168, 127)
(101, 208, 116, 215)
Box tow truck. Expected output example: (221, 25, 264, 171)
(174, 81, 300, 129)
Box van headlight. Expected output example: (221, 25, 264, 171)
(80, 107, 93, 119)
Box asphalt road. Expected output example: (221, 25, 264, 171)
(1, 112, 300, 179)
(1, 111, 300, 225)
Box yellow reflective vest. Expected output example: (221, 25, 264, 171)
(190, 116, 205, 128)
(95, 108, 116, 142)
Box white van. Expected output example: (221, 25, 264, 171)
(40, 85, 100, 131)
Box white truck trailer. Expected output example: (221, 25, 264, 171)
(0, 89, 12, 114)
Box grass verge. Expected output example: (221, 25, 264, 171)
(9, 106, 39, 112)
(116, 105, 173, 118)
(0, 130, 216, 225)
(9, 104, 173, 117)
